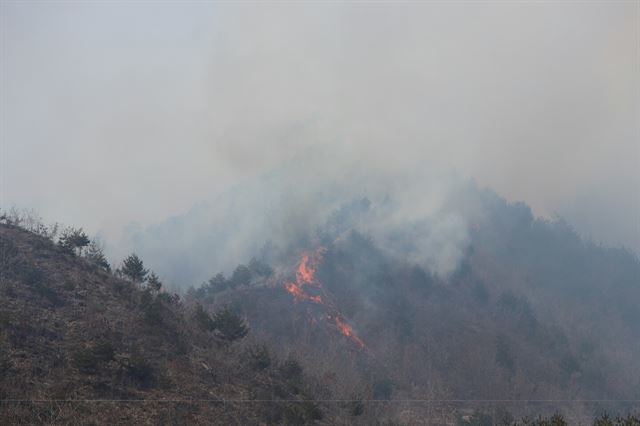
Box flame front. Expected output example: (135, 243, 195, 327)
(284, 250, 323, 303)
(334, 315, 365, 349)
(296, 254, 317, 285)
(283, 248, 366, 350)
(284, 281, 322, 303)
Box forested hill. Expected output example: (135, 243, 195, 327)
(184, 187, 640, 422)
(2, 188, 640, 424)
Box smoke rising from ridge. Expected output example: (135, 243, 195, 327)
(2, 1, 638, 259)
(122, 152, 482, 286)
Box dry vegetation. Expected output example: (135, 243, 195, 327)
(0, 223, 331, 425)
(2, 205, 640, 425)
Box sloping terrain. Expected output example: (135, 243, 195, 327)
(0, 224, 332, 425)
(189, 192, 640, 422)
(2, 189, 640, 425)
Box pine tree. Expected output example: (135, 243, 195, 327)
(229, 265, 252, 288)
(119, 253, 148, 284)
(84, 240, 111, 271)
(206, 273, 227, 294)
(58, 227, 90, 256)
(146, 272, 162, 293)
(193, 304, 215, 332)
(212, 307, 248, 342)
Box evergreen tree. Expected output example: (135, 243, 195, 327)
(248, 257, 273, 278)
(84, 240, 111, 271)
(207, 273, 227, 293)
(119, 253, 148, 284)
(212, 307, 248, 342)
(193, 304, 215, 332)
(58, 227, 90, 256)
(229, 265, 252, 288)
(146, 272, 162, 293)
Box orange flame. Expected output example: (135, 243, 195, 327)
(296, 254, 317, 285)
(284, 250, 323, 304)
(334, 316, 365, 349)
(285, 281, 322, 303)
(283, 248, 366, 350)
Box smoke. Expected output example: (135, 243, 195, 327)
(120, 149, 479, 286)
(2, 1, 638, 267)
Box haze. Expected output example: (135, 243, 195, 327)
(2, 1, 638, 253)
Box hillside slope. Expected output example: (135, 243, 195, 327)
(188, 193, 640, 422)
(0, 224, 332, 425)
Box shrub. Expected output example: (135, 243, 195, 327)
(283, 401, 323, 425)
(300, 400, 323, 422)
(23, 267, 62, 306)
(73, 342, 114, 373)
(140, 290, 163, 325)
(347, 398, 364, 416)
(514, 413, 567, 426)
(495, 408, 515, 425)
(0, 311, 11, 329)
(243, 344, 271, 371)
(279, 357, 303, 392)
(0, 349, 11, 375)
(0, 207, 59, 240)
(125, 356, 154, 386)
(193, 304, 215, 332)
(592, 412, 640, 426)
(23, 267, 44, 287)
(92, 342, 115, 362)
(212, 307, 249, 342)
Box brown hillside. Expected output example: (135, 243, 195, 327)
(0, 224, 331, 425)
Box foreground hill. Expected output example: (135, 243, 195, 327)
(0, 223, 331, 425)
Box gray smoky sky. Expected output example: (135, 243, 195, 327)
(1, 1, 639, 253)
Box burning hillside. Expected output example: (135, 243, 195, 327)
(188, 199, 640, 421)
(153, 176, 640, 426)
(284, 249, 366, 349)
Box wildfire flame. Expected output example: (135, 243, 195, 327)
(296, 253, 318, 285)
(334, 315, 365, 349)
(284, 250, 323, 304)
(283, 248, 366, 349)
(284, 281, 322, 303)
